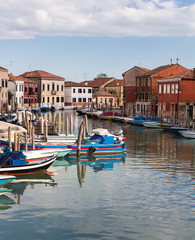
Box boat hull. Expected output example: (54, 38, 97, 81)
(0, 175, 16, 185)
(0, 155, 56, 174)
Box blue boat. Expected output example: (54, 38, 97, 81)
(0, 148, 56, 174)
(40, 107, 50, 112)
(132, 116, 159, 126)
(66, 133, 127, 155)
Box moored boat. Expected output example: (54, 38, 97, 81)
(179, 130, 195, 139)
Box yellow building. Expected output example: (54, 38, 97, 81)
(105, 79, 123, 107)
(21, 70, 65, 109)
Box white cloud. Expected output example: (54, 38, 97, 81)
(0, 0, 195, 39)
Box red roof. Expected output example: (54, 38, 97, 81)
(122, 66, 149, 76)
(21, 70, 64, 80)
(9, 74, 36, 84)
(0, 66, 8, 71)
(138, 64, 177, 77)
(81, 77, 115, 87)
(160, 69, 195, 80)
(93, 91, 114, 97)
(65, 81, 91, 87)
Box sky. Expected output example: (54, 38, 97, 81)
(0, 0, 195, 82)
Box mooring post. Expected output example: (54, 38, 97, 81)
(32, 126, 35, 150)
(66, 117, 68, 136)
(26, 111, 29, 134)
(25, 132, 28, 152)
(8, 127, 12, 151)
(84, 114, 88, 136)
(44, 120, 48, 142)
(77, 121, 84, 156)
(17, 135, 20, 151)
(70, 116, 73, 135)
(41, 116, 44, 134)
(14, 132, 18, 151)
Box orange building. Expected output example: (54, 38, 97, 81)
(158, 69, 195, 120)
(136, 63, 188, 116)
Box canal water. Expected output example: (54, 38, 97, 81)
(0, 111, 194, 240)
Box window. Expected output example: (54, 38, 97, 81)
(105, 98, 107, 104)
(61, 85, 63, 91)
(88, 98, 92, 102)
(52, 83, 55, 91)
(2, 79, 4, 87)
(83, 89, 85, 93)
(175, 84, 178, 94)
(73, 88, 75, 93)
(167, 84, 170, 94)
(83, 98, 86, 102)
(35, 86, 37, 92)
(137, 104, 140, 111)
(72, 98, 76, 102)
(19, 85, 21, 91)
(43, 97, 45, 103)
(88, 89, 92, 93)
(109, 98, 113, 103)
(57, 85, 59, 91)
(78, 98, 82, 102)
(61, 97, 64, 102)
(147, 78, 150, 87)
(5, 80, 7, 88)
(43, 84, 45, 91)
(171, 84, 174, 94)
(100, 98, 103, 103)
(159, 84, 162, 94)
(137, 79, 139, 87)
(163, 103, 166, 111)
(25, 85, 27, 92)
(47, 97, 50, 103)
(24, 99, 28, 104)
(136, 92, 139, 100)
(47, 84, 50, 91)
(2, 93, 4, 98)
(163, 84, 166, 94)
(57, 97, 60, 102)
(78, 89, 82, 93)
(147, 92, 150, 100)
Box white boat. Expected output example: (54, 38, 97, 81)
(179, 130, 195, 139)
(143, 121, 162, 129)
(23, 148, 71, 158)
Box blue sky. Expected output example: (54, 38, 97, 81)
(0, 0, 195, 82)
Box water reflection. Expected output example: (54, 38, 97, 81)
(0, 194, 15, 212)
(64, 153, 126, 187)
(3, 171, 56, 204)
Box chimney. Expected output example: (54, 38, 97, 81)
(170, 59, 172, 65)
(176, 58, 178, 64)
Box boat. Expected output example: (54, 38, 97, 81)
(131, 116, 159, 126)
(143, 121, 162, 129)
(40, 107, 50, 112)
(0, 150, 57, 174)
(50, 106, 55, 111)
(66, 130, 127, 155)
(179, 130, 195, 139)
(0, 175, 16, 185)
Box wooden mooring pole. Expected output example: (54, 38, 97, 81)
(8, 127, 12, 151)
(77, 121, 84, 156)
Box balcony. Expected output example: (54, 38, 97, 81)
(51, 90, 57, 95)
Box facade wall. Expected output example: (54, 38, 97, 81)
(158, 79, 195, 120)
(41, 79, 65, 109)
(94, 95, 116, 108)
(15, 80, 24, 109)
(105, 86, 123, 106)
(65, 86, 92, 107)
(0, 69, 9, 110)
(24, 82, 38, 109)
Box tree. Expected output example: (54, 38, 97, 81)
(97, 73, 107, 78)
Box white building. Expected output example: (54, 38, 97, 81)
(65, 81, 92, 107)
(8, 74, 24, 109)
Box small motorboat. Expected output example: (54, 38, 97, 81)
(179, 130, 195, 139)
(0, 150, 56, 174)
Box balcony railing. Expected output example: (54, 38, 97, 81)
(51, 90, 56, 95)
